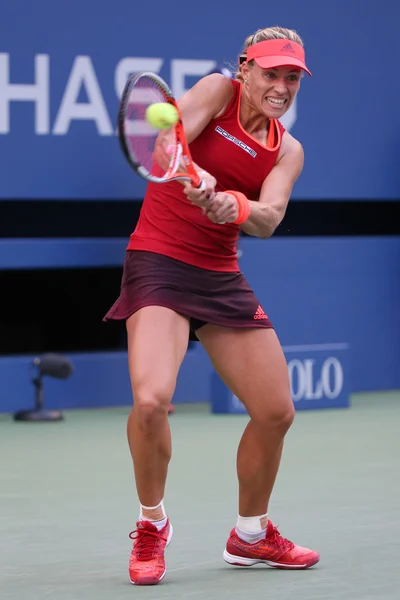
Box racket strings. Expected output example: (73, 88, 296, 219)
(124, 76, 179, 179)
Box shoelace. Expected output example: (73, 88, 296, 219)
(268, 525, 294, 551)
(129, 528, 167, 561)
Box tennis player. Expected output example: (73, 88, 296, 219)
(105, 26, 320, 585)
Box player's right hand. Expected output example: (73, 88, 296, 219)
(183, 171, 216, 209)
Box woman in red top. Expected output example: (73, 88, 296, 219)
(105, 26, 320, 585)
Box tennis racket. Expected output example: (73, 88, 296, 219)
(118, 71, 203, 188)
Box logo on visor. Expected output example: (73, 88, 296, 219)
(281, 43, 295, 53)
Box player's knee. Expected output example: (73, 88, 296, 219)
(255, 394, 295, 434)
(133, 389, 171, 430)
(278, 401, 295, 433)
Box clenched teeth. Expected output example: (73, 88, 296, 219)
(266, 98, 286, 105)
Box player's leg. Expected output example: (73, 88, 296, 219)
(198, 326, 292, 515)
(126, 306, 189, 585)
(197, 325, 320, 569)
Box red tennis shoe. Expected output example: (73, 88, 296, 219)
(224, 521, 319, 569)
(128, 519, 173, 585)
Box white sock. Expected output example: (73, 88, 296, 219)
(236, 514, 268, 544)
(139, 500, 168, 531)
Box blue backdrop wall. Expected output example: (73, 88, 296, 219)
(0, 2, 399, 412)
(0, 0, 399, 200)
(1, 236, 399, 414)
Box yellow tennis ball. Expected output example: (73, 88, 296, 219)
(145, 102, 179, 129)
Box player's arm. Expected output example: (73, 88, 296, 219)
(155, 73, 233, 162)
(157, 73, 233, 147)
(240, 134, 304, 239)
(203, 133, 304, 231)
(178, 73, 234, 142)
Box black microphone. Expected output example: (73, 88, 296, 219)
(33, 354, 74, 380)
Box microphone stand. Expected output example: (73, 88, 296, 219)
(13, 355, 70, 422)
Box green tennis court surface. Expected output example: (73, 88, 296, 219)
(1, 391, 400, 599)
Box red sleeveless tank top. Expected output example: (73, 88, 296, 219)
(127, 79, 285, 271)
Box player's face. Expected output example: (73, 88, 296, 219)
(246, 64, 302, 118)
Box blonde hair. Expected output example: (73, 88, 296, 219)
(236, 26, 304, 81)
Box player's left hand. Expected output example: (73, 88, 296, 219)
(205, 192, 239, 224)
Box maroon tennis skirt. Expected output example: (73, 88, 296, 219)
(103, 250, 273, 340)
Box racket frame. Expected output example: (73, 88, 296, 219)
(118, 71, 202, 188)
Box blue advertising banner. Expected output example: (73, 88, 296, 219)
(0, 0, 399, 200)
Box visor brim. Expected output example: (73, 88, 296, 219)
(254, 56, 312, 76)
